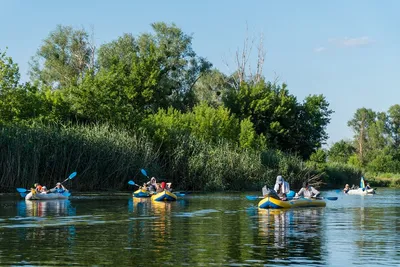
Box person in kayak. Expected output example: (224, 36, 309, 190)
(273, 175, 290, 200)
(40, 186, 49, 194)
(146, 177, 158, 193)
(343, 184, 350, 193)
(50, 182, 67, 193)
(160, 181, 172, 192)
(365, 182, 372, 189)
(296, 181, 320, 199)
(33, 183, 43, 193)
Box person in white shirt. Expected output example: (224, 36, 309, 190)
(296, 181, 320, 198)
(273, 175, 290, 200)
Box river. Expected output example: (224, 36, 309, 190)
(0, 189, 399, 266)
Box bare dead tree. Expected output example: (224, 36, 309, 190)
(223, 24, 266, 90)
(254, 32, 265, 84)
(87, 25, 96, 72)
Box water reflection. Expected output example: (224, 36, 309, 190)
(257, 209, 292, 248)
(248, 208, 325, 264)
(17, 200, 76, 217)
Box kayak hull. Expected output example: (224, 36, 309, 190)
(25, 190, 70, 200)
(347, 188, 375, 195)
(151, 190, 177, 201)
(133, 189, 151, 198)
(258, 196, 326, 209)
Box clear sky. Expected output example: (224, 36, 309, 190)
(1, 0, 399, 145)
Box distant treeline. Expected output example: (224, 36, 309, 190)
(0, 22, 396, 191)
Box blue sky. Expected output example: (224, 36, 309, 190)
(1, 0, 399, 145)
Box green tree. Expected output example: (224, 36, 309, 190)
(189, 103, 239, 143)
(309, 148, 327, 164)
(347, 108, 376, 165)
(367, 111, 389, 151)
(97, 33, 137, 70)
(145, 22, 212, 110)
(0, 49, 20, 90)
(0, 50, 54, 123)
(224, 81, 332, 159)
(29, 25, 95, 89)
(294, 94, 333, 158)
(69, 42, 164, 126)
(328, 140, 355, 163)
(239, 118, 257, 149)
(193, 69, 229, 107)
(388, 104, 400, 148)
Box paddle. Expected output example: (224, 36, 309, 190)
(61, 171, 77, 184)
(326, 197, 338, 200)
(141, 169, 149, 178)
(246, 196, 263, 201)
(16, 188, 29, 193)
(128, 180, 140, 187)
(311, 196, 338, 201)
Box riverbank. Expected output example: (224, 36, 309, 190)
(367, 173, 400, 188)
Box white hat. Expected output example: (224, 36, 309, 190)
(276, 176, 283, 184)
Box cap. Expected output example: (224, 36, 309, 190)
(276, 176, 283, 184)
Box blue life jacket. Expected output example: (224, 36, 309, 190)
(56, 188, 65, 193)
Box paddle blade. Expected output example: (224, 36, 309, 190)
(68, 172, 77, 179)
(16, 188, 28, 193)
(140, 169, 148, 177)
(128, 180, 135, 186)
(326, 197, 338, 201)
(176, 193, 185, 197)
(246, 196, 261, 201)
(19, 192, 27, 198)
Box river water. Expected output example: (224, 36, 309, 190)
(0, 189, 398, 266)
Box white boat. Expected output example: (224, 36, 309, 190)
(346, 188, 375, 195)
(25, 189, 70, 200)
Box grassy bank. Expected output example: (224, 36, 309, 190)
(364, 172, 400, 188)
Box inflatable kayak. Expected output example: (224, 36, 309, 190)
(346, 188, 375, 195)
(25, 189, 70, 200)
(133, 189, 151, 198)
(258, 196, 326, 209)
(151, 190, 177, 201)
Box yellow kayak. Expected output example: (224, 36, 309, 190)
(258, 196, 326, 209)
(151, 190, 177, 201)
(132, 189, 151, 198)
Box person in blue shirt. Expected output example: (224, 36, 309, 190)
(51, 182, 67, 193)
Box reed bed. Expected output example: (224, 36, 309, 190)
(1, 123, 362, 192)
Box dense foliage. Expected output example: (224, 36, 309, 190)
(0, 22, 374, 191)
(324, 106, 400, 187)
